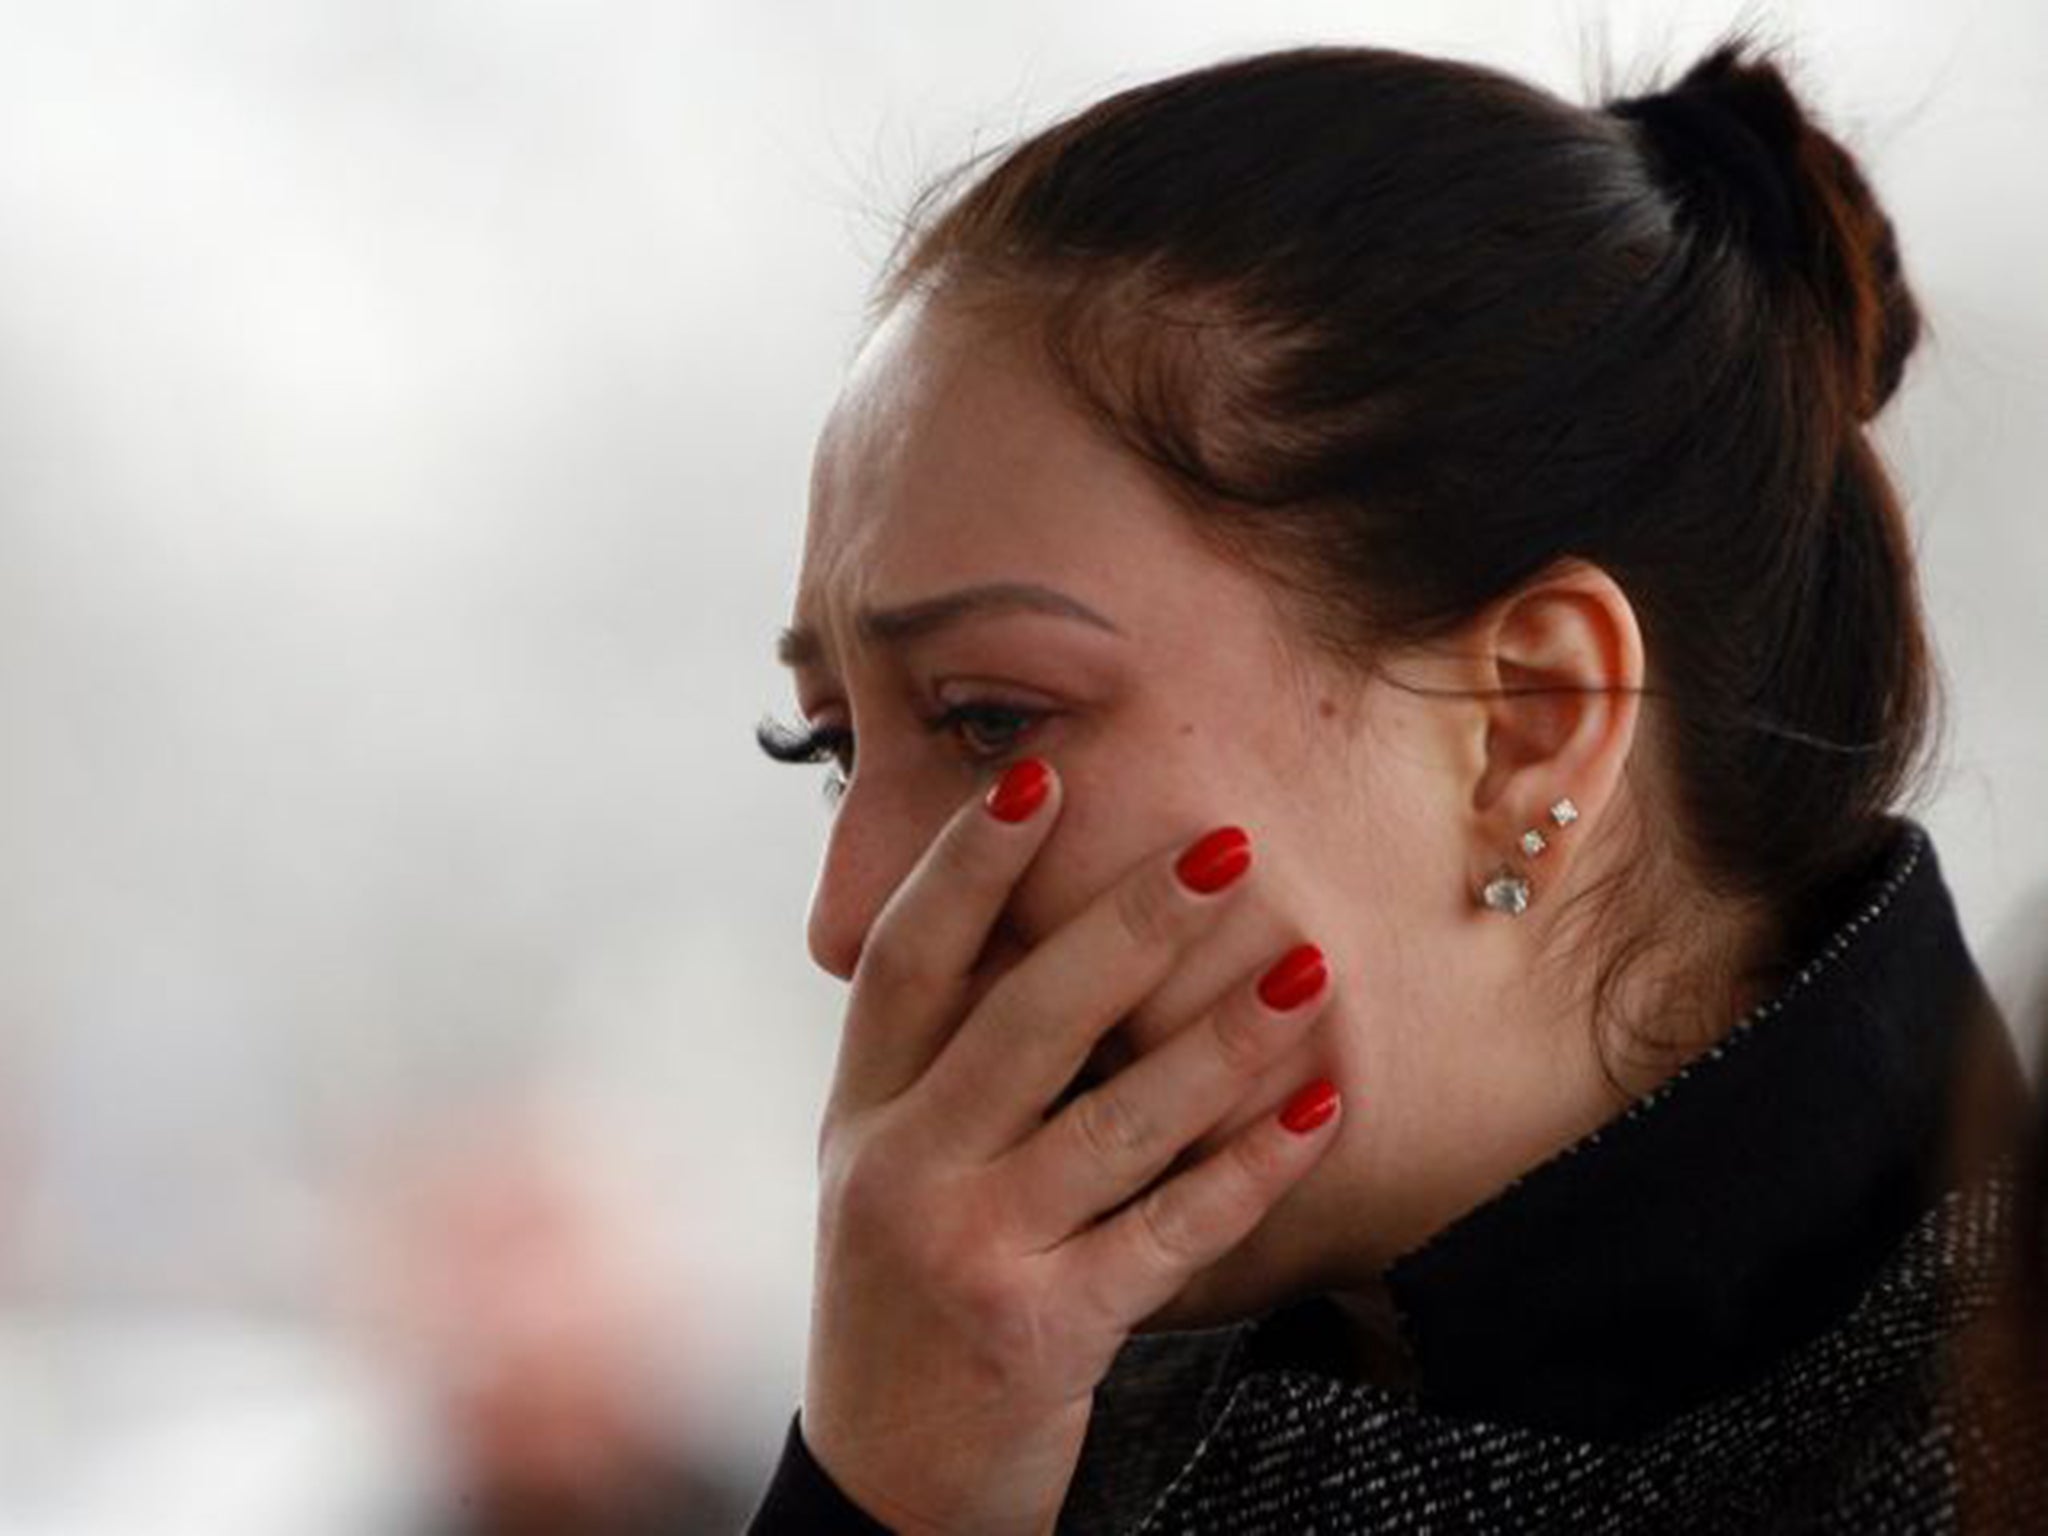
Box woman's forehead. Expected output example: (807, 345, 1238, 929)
(814, 308, 1070, 510)
(804, 328, 1147, 584)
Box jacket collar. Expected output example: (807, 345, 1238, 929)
(1244, 817, 2019, 1439)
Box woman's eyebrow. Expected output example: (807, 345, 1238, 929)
(776, 582, 1124, 669)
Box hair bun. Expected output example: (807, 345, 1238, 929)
(1607, 38, 1920, 423)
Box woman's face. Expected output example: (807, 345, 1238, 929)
(779, 293, 1583, 1326)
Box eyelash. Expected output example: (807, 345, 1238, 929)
(754, 701, 1046, 807)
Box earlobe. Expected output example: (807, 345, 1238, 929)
(1478, 796, 1582, 917)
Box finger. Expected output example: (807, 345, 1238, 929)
(1060, 1077, 1344, 1331)
(830, 757, 1063, 1116)
(912, 823, 1257, 1159)
(999, 941, 1334, 1248)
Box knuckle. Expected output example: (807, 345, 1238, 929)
(853, 923, 945, 1005)
(1132, 1185, 1199, 1272)
(822, 1120, 942, 1245)
(950, 1252, 1020, 1324)
(1210, 1003, 1275, 1078)
(1229, 1120, 1290, 1190)
(1071, 1085, 1153, 1167)
(825, 1143, 900, 1235)
(1112, 868, 1183, 952)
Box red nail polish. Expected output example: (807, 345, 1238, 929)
(985, 759, 1051, 823)
(1257, 943, 1328, 1012)
(1279, 1078, 1340, 1135)
(1175, 826, 1251, 894)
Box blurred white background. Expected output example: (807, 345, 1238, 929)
(0, 1, 2041, 1531)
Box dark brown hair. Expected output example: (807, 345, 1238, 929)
(862, 31, 1937, 1064)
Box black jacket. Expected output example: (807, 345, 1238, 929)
(750, 818, 2046, 1533)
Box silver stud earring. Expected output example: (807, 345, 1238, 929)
(1480, 866, 1532, 916)
(1479, 794, 1577, 918)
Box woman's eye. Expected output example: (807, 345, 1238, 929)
(933, 701, 1042, 760)
(754, 700, 1045, 810)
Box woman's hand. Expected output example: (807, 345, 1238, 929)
(800, 757, 1343, 1536)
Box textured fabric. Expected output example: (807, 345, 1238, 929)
(1069, 1178, 2028, 1533)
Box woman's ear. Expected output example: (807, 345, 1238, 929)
(1460, 559, 1645, 912)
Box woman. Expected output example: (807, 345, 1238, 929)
(746, 33, 2040, 1534)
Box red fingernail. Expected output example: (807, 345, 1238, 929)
(1257, 943, 1328, 1012)
(1175, 826, 1251, 894)
(1279, 1078, 1340, 1135)
(985, 759, 1052, 823)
